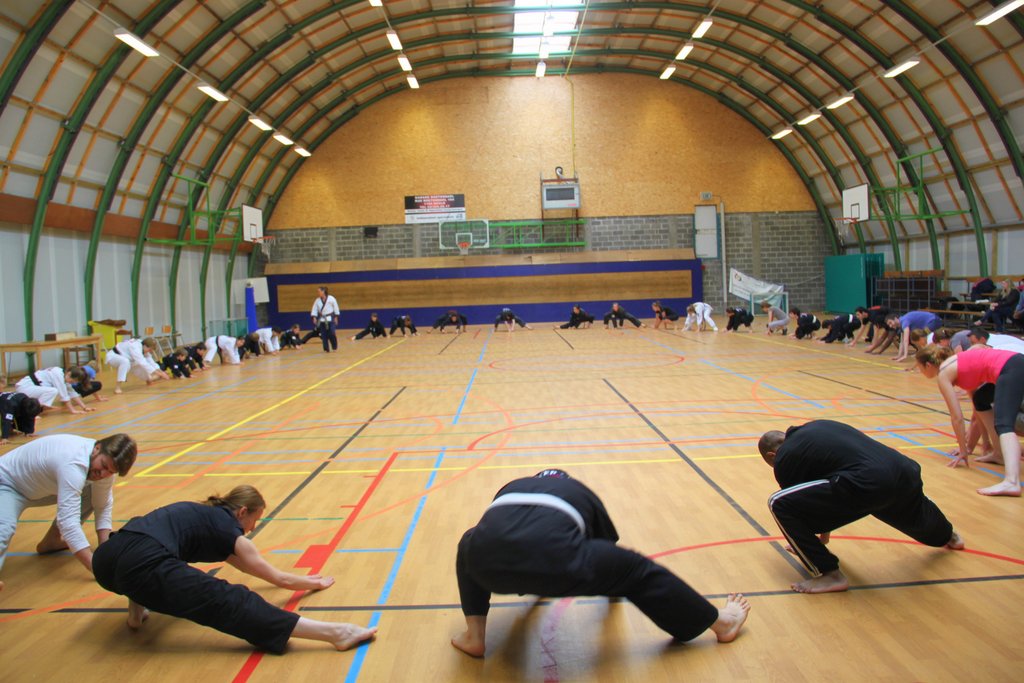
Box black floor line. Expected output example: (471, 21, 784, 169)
(798, 370, 950, 415)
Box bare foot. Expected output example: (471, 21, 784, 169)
(977, 481, 1022, 497)
(451, 630, 485, 657)
(792, 569, 849, 593)
(332, 624, 377, 651)
(709, 594, 750, 643)
(114, 386, 123, 394)
(36, 525, 68, 554)
(945, 530, 965, 550)
(0, 580, 5, 592)
(975, 452, 1004, 465)
(127, 601, 150, 629)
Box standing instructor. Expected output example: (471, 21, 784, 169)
(310, 286, 340, 352)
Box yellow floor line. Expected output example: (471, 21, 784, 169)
(742, 333, 902, 369)
(130, 340, 406, 479)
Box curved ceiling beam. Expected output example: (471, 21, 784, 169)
(786, 0, 988, 274)
(0, 1, 74, 113)
(249, 68, 839, 261)
(22, 0, 179, 345)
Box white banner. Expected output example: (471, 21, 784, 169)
(729, 268, 784, 303)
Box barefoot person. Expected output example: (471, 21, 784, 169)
(915, 344, 1024, 496)
(92, 485, 377, 652)
(758, 419, 964, 593)
(451, 469, 749, 657)
(0, 433, 137, 591)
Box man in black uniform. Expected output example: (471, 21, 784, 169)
(184, 342, 207, 371)
(0, 392, 42, 446)
(818, 313, 861, 344)
(603, 303, 643, 328)
(758, 420, 964, 593)
(280, 324, 304, 348)
(788, 307, 821, 340)
(390, 314, 418, 337)
(160, 348, 192, 379)
(351, 313, 388, 340)
(651, 301, 680, 329)
(557, 305, 595, 330)
(430, 310, 468, 334)
(493, 308, 532, 332)
(725, 306, 754, 332)
(451, 470, 750, 657)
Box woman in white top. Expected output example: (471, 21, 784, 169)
(104, 338, 168, 394)
(254, 327, 282, 355)
(13, 367, 93, 414)
(682, 302, 718, 332)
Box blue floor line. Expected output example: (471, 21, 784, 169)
(344, 449, 446, 682)
(699, 359, 826, 409)
(884, 430, 1005, 479)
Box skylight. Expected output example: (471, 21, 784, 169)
(512, 0, 582, 55)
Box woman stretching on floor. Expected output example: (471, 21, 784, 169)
(92, 485, 377, 652)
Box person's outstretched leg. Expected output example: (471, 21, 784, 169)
(291, 617, 377, 650)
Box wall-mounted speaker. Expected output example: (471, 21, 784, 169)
(363, 226, 379, 238)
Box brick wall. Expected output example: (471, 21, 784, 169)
(258, 210, 830, 309)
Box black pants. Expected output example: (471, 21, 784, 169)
(456, 529, 718, 642)
(318, 321, 338, 351)
(795, 319, 821, 339)
(768, 477, 953, 575)
(72, 380, 102, 398)
(726, 312, 754, 331)
(94, 532, 299, 653)
(972, 355, 1024, 435)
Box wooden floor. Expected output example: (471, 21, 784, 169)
(2, 323, 1023, 681)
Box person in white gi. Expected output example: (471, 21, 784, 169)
(104, 337, 168, 393)
(310, 286, 341, 352)
(254, 327, 282, 355)
(203, 334, 244, 365)
(682, 302, 718, 332)
(14, 366, 92, 414)
(0, 433, 137, 591)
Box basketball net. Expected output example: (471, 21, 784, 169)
(254, 236, 275, 261)
(457, 241, 470, 256)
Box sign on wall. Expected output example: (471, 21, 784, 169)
(404, 194, 466, 224)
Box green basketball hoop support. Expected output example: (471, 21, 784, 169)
(489, 219, 586, 248)
(875, 148, 970, 223)
(147, 173, 241, 246)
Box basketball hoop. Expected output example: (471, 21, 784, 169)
(253, 235, 275, 261)
(457, 240, 471, 256)
(839, 217, 859, 232)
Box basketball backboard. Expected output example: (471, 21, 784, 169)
(841, 183, 870, 222)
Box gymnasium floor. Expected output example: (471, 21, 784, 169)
(2, 322, 1022, 682)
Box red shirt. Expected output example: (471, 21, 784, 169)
(954, 346, 1017, 392)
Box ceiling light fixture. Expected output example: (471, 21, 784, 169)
(273, 133, 294, 146)
(660, 65, 676, 80)
(676, 43, 694, 60)
(397, 54, 412, 71)
(386, 30, 402, 51)
(884, 60, 919, 78)
(407, 75, 420, 89)
(770, 128, 793, 140)
(536, 61, 547, 78)
(976, 0, 1024, 26)
(369, 0, 383, 6)
(197, 82, 228, 102)
(797, 113, 822, 125)
(294, 147, 311, 157)
(692, 19, 713, 38)
(247, 116, 272, 131)
(826, 94, 855, 110)
(113, 28, 159, 57)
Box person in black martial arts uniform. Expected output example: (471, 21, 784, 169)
(850, 305, 890, 349)
(451, 470, 750, 657)
(351, 313, 388, 340)
(725, 307, 755, 332)
(184, 342, 208, 372)
(280, 324, 304, 348)
(556, 305, 595, 330)
(390, 315, 418, 337)
(159, 348, 192, 379)
(493, 308, 532, 332)
(0, 393, 43, 446)
(92, 485, 377, 653)
(650, 301, 679, 329)
(238, 333, 262, 361)
(758, 419, 964, 594)
(430, 310, 468, 334)
(788, 308, 821, 340)
(818, 313, 861, 344)
(603, 303, 644, 329)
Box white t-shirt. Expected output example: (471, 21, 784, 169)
(0, 434, 114, 553)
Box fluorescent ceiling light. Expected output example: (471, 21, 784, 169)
(976, 0, 1024, 26)
(660, 65, 676, 80)
(797, 113, 822, 125)
(770, 128, 793, 140)
(826, 94, 855, 109)
(369, 0, 383, 6)
(676, 43, 694, 60)
(197, 83, 228, 102)
(294, 147, 311, 157)
(247, 116, 272, 131)
(273, 133, 294, 146)
(407, 75, 420, 89)
(386, 30, 402, 51)
(543, 14, 555, 37)
(535, 61, 546, 78)
(113, 28, 159, 57)
(512, 1, 580, 54)
(397, 54, 412, 71)
(692, 19, 713, 38)
(884, 60, 919, 78)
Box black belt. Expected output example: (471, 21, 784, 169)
(29, 372, 42, 386)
